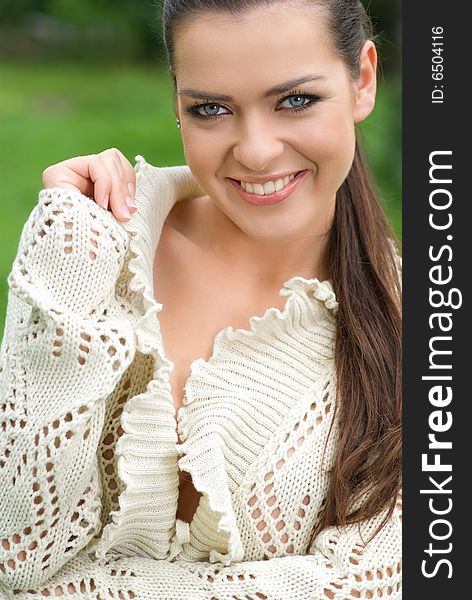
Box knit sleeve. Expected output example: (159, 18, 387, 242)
(0, 160, 204, 595)
(6, 492, 401, 599)
(0, 188, 135, 592)
(170, 491, 403, 600)
(166, 492, 401, 600)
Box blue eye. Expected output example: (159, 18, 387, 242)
(278, 93, 320, 112)
(282, 95, 310, 108)
(185, 91, 321, 121)
(188, 103, 228, 119)
(199, 104, 225, 117)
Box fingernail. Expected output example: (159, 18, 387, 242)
(122, 204, 132, 219)
(103, 194, 109, 210)
(128, 182, 135, 197)
(126, 195, 137, 209)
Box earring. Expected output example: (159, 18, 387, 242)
(176, 118, 181, 129)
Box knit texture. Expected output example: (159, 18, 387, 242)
(0, 156, 402, 599)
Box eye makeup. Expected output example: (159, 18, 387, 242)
(184, 89, 323, 121)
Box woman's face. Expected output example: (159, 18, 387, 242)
(173, 3, 377, 245)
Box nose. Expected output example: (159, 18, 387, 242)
(232, 117, 285, 172)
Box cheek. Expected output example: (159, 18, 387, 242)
(182, 129, 221, 180)
(309, 117, 356, 180)
(182, 131, 202, 167)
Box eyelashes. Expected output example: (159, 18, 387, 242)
(185, 90, 323, 121)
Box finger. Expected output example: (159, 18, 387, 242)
(87, 156, 113, 211)
(115, 151, 137, 208)
(99, 149, 135, 217)
(106, 148, 137, 211)
(98, 154, 132, 222)
(109, 151, 136, 212)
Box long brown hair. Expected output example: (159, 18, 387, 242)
(312, 133, 401, 543)
(161, 0, 402, 545)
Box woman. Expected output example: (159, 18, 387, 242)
(0, 0, 402, 598)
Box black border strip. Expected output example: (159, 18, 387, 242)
(403, 4, 468, 597)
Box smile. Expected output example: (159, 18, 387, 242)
(239, 173, 298, 196)
(227, 170, 308, 207)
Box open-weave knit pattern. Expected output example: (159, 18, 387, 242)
(0, 156, 402, 599)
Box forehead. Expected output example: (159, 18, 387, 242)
(173, 4, 342, 89)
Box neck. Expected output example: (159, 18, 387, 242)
(199, 197, 332, 288)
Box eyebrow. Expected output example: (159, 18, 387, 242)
(178, 74, 327, 101)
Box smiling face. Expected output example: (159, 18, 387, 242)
(172, 2, 376, 246)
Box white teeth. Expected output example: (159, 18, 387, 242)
(264, 181, 276, 194)
(240, 173, 297, 195)
(274, 179, 284, 192)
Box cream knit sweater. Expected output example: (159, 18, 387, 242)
(0, 156, 402, 599)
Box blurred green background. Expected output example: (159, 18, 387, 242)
(0, 0, 401, 334)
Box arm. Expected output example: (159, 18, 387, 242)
(0, 187, 132, 592)
(176, 493, 402, 600)
(0, 164, 205, 594)
(8, 493, 401, 599)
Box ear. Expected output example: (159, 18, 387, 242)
(353, 40, 378, 124)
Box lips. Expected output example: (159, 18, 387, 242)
(227, 169, 308, 206)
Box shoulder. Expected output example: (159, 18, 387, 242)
(133, 155, 204, 213)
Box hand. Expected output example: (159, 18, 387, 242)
(41, 148, 137, 222)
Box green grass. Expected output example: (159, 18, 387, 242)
(0, 60, 401, 335)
